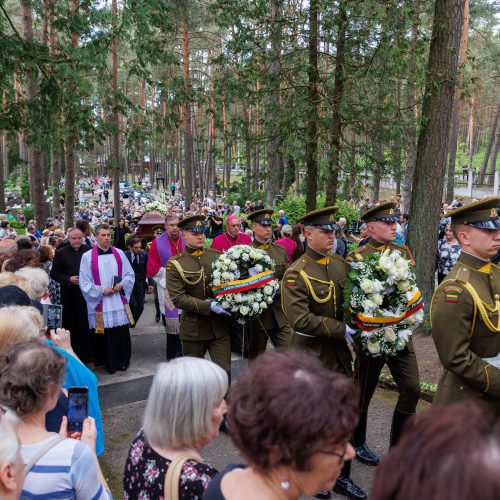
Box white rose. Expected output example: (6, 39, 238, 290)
(264, 285, 274, 295)
(212, 278, 221, 286)
(378, 255, 393, 273)
(372, 293, 383, 306)
(223, 258, 231, 266)
(221, 272, 230, 280)
(360, 279, 375, 294)
(221, 301, 230, 309)
(255, 264, 263, 272)
(383, 328, 397, 342)
(396, 340, 405, 350)
(397, 280, 411, 293)
(372, 280, 385, 292)
(366, 339, 381, 355)
(249, 250, 257, 259)
(229, 262, 238, 271)
(241, 253, 249, 261)
(233, 250, 241, 259)
(260, 301, 268, 309)
(240, 305, 250, 316)
(398, 329, 412, 343)
(234, 293, 243, 303)
(252, 302, 260, 312)
(213, 269, 221, 279)
(362, 299, 377, 313)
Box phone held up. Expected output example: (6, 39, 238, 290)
(67, 386, 89, 432)
(42, 304, 63, 331)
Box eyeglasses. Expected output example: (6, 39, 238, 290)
(320, 443, 348, 464)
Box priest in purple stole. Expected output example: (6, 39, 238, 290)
(80, 223, 135, 374)
(146, 213, 185, 359)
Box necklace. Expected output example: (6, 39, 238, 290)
(168, 236, 182, 255)
(224, 232, 239, 247)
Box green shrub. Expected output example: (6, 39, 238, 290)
(23, 205, 34, 221)
(9, 219, 25, 230)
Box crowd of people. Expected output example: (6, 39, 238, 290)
(1, 180, 500, 499)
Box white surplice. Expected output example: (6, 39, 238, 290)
(79, 247, 135, 328)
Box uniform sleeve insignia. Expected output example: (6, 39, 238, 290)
(287, 273, 298, 279)
(444, 285, 463, 294)
(285, 278, 296, 287)
(445, 292, 460, 303)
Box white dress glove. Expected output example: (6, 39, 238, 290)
(345, 325, 357, 344)
(210, 301, 231, 316)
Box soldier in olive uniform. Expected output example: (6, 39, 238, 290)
(282, 207, 366, 500)
(246, 208, 292, 359)
(345, 202, 420, 465)
(165, 214, 231, 378)
(431, 197, 500, 409)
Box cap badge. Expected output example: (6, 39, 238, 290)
(490, 208, 498, 218)
(196, 221, 202, 226)
(389, 209, 395, 215)
(329, 214, 335, 221)
(264, 213, 270, 218)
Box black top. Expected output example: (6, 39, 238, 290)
(203, 464, 247, 500)
(50, 244, 91, 286)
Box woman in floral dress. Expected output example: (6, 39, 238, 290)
(437, 223, 461, 284)
(123, 357, 228, 499)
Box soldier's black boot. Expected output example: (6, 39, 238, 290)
(333, 461, 367, 500)
(390, 410, 414, 447)
(353, 411, 379, 466)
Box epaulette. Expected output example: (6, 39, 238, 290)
(392, 242, 408, 250)
(271, 242, 287, 257)
(347, 245, 367, 262)
(206, 248, 221, 255)
(329, 253, 345, 263)
(169, 253, 183, 261)
(288, 256, 308, 273)
(454, 265, 471, 285)
(492, 262, 500, 272)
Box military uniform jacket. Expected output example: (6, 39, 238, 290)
(345, 238, 416, 353)
(165, 246, 226, 342)
(251, 240, 289, 330)
(431, 252, 500, 407)
(281, 246, 352, 375)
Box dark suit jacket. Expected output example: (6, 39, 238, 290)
(125, 249, 152, 293)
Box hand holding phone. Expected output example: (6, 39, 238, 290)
(67, 386, 88, 433)
(43, 304, 63, 330)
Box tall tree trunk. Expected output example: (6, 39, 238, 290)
(407, 0, 465, 310)
(267, 0, 282, 206)
(445, 0, 468, 202)
(371, 142, 383, 201)
(325, 0, 346, 206)
(20, 0, 47, 226)
(478, 103, 499, 183)
(305, 0, 319, 211)
(182, 26, 193, 207)
(467, 96, 475, 166)
(402, 2, 420, 213)
(489, 122, 500, 175)
(64, 0, 79, 230)
(111, 0, 121, 223)
(0, 134, 5, 213)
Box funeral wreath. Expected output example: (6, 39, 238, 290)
(344, 249, 424, 358)
(210, 245, 279, 324)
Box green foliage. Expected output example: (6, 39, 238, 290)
(9, 219, 25, 230)
(22, 205, 34, 222)
(5, 173, 18, 192)
(421, 313, 432, 336)
(336, 200, 361, 226)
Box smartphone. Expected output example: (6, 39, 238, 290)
(67, 386, 88, 432)
(42, 304, 63, 330)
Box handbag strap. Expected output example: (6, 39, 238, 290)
(24, 435, 66, 475)
(164, 453, 202, 500)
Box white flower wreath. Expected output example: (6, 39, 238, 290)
(345, 249, 424, 358)
(210, 245, 280, 324)
(144, 201, 169, 215)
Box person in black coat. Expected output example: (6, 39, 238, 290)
(125, 237, 153, 325)
(114, 218, 130, 251)
(50, 228, 93, 362)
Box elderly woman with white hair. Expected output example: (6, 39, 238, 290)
(0, 405, 24, 500)
(124, 357, 228, 499)
(15, 267, 50, 303)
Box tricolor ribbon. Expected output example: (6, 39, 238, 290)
(212, 269, 276, 297)
(350, 289, 424, 331)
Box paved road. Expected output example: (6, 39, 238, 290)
(97, 298, 430, 498)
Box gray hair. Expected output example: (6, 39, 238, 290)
(15, 267, 49, 300)
(143, 357, 228, 449)
(281, 224, 293, 237)
(95, 223, 111, 236)
(0, 405, 20, 464)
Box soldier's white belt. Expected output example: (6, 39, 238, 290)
(295, 331, 315, 338)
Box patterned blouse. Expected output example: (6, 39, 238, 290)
(437, 239, 461, 276)
(123, 430, 217, 500)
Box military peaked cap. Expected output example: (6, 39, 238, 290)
(247, 208, 274, 225)
(447, 197, 500, 230)
(299, 206, 338, 231)
(178, 214, 206, 233)
(362, 202, 399, 223)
